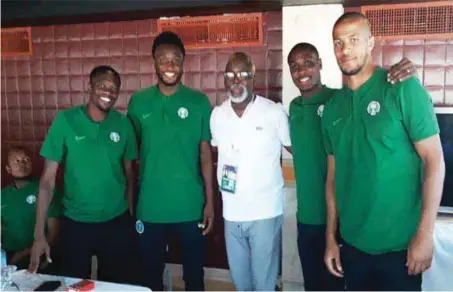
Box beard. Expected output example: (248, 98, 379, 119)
(157, 71, 182, 87)
(340, 64, 365, 76)
(339, 55, 368, 76)
(228, 84, 248, 104)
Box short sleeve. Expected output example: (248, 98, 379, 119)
(275, 104, 291, 147)
(200, 94, 212, 142)
(127, 95, 141, 139)
(210, 107, 220, 147)
(40, 112, 67, 163)
(399, 77, 440, 142)
(47, 187, 63, 218)
(322, 109, 334, 155)
(123, 117, 138, 161)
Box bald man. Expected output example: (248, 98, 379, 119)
(322, 12, 445, 291)
(210, 52, 291, 291)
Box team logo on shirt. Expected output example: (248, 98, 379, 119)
(109, 132, 120, 143)
(317, 105, 325, 117)
(135, 220, 144, 234)
(177, 107, 189, 119)
(26, 194, 36, 204)
(367, 101, 381, 116)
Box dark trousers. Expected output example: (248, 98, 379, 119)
(60, 212, 138, 284)
(138, 220, 206, 291)
(297, 223, 345, 291)
(341, 242, 421, 291)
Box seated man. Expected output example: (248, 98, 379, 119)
(1, 147, 62, 273)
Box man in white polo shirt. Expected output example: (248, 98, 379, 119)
(210, 52, 291, 291)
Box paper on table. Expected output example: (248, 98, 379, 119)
(10, 270, 70, 291)
(11, 270, 151, 291)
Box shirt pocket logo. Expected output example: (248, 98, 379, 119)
(367, 101, 381, 116)
(177, 107, 189, 119)
(26, 194, 36, 204)
(110, 132, 120, 143)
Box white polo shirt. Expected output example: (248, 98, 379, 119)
(210, 95, 291, 222)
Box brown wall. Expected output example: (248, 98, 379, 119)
(344, 7, 453, 106)
(373, 39, 453, 105)
(0, 11, 282, 269)
(1, 11, 282, 181)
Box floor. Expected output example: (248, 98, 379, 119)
(171, 278, 236, 291)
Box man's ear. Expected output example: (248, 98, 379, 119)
(367, 36, 375, 52)
(5, 165, 11, 175)
(319, 58, 323, 70)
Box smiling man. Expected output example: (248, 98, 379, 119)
(322, 12, 445, 291)
(127, 31, 214, 291)
(29, 65, 138, 284)
(210, 52, 291, 291)
(288, 43, 345, 292)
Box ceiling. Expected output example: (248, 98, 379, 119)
(282, 0, 444, 6)
(1, 0, 280, 27)
(1, 0, 440, 28)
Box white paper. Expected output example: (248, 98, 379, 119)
(10, 270, 151, 291)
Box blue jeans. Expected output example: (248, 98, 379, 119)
(225, 215, 283, 291)
(138, 220, 206, 291)
(297, 223, 345, 291)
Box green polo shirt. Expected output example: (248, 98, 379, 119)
(1, 179, 62, 251)
(127, 84, 212, 223)
(322, 68, 439, 254)
(290, 86, 337, 225)
(40, 105, 138, 223)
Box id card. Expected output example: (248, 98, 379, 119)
(220, 164, 237, 194)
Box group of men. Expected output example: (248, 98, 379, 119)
(1, 11, 445, 292)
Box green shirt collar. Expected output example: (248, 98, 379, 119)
(153, 83, 184, 99)
(294, 85, 332, 105)
(342, 67, 387, 96)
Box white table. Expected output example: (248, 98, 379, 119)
(10, 270, 151, 291)
(422, 219, 453, 291)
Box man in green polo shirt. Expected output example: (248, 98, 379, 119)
(29, 65, 138, 284)
(127, 31, 214, 291)
(288, 41, 417, 291)
(322, 12, 445, 291)
(1, 147, 62, 272)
